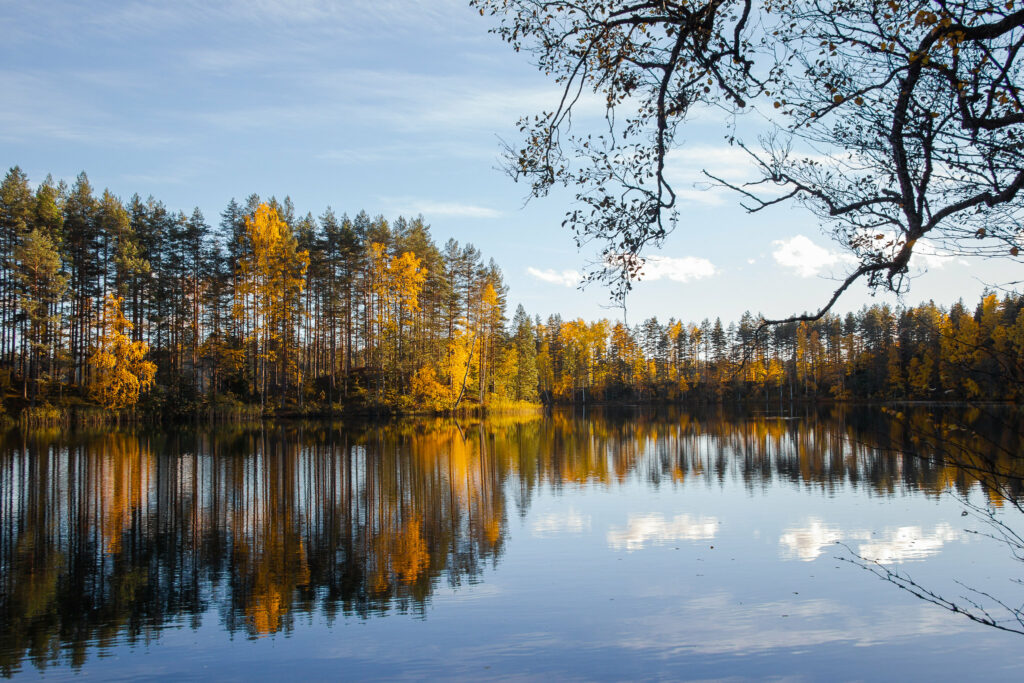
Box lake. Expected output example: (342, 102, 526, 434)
(2, 406, 1023, 680)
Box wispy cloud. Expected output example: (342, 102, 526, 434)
(0, 70, 178, 147)
(772, 235, 856, 278)
(380, 198, 500, 219)
(191, 67, 580, 143)
(664, 145, 759, 205)
(912, 241, 958, 270)
(664, 144, 832, 206)
(318, 141, 494, 164)
(527, 267, 582, 287)
(306, 69, 601, 134)
(185, 47, 290, 73)
(85, 0, 474, 39)
(195, 103, 338, 130)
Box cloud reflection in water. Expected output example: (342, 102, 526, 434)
(607, 514, 719, 551)
(780, 518, 964, 563)
(531, 508, 592, 537)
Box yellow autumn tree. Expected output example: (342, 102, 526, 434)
(368, 242, 427, 396)
(940, 312, 982, 398)
(1008, 310, 1024, 399)
(410, 365, 448, 411)
(235, 203, 308, 408)
(446, 324, 478, 410)
(490, 345, 519, 400)
(369, 243, 427, 331)
(476, 282, 502, 404)
(89, 294, 157, 411)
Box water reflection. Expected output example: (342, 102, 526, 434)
(531, 508, 591, 537)
(0, 406, 1021, 675)
(779, 518, 847, 561)
(607, 514, 719, 551)
(857, 524, 964, 563)
(779, 519, 964, 563)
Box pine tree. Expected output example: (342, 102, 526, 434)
(234, 203, 309, 409)
(511, 305, 538, 402)
(0, 167, 34, 372)
(14, 229, 68, 402)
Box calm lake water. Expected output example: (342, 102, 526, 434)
(2, 406, 1023, 681)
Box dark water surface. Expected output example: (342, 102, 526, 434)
(2, 407, 1023, 680)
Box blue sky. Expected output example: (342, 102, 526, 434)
(1, 0, 1016, 324)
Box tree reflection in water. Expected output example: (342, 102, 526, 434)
(0, 406, 1021, 674)
(845, 405, 1024, 634)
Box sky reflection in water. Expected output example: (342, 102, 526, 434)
(1, 406, 1023, 680)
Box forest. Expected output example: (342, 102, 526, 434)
(1, 165, 1022, 421)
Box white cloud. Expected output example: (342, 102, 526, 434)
(605, 254, 716, 283)
(527, 267, 582, 287)
(669, 145, 756, 181)
(607, 513, 718, 551)
(912, 242, 956, 270)
(639, 255, 717, 282)
(772, 235, 856, 277)
(379, 198, 500, 219)
(663, 144, 822, 205)
(615, 591, 973, 657)
(664, 145, 756, 205)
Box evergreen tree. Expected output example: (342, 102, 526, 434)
(511, 305, 538, 402)
(13, 228, 67, 402)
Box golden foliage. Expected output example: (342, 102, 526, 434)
(234, 203, 309, 400)
(88, 294, 156, 410)
(410, 366, 448, 411)
(369, 242, 427, 330)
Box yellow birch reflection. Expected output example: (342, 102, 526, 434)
(95, 434, 153, 555)
(1, 406, 1022, 672)
(229, 436, 311, 637)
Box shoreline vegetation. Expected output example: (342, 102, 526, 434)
(7, 397, 548, 429)
(2, 166, 1023, 430)
(5, 395, 1022, 431)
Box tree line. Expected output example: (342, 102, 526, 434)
(0, 166, 542, 417)
(1, 165, 1021, 418)
(534, 290, 1024, 403)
